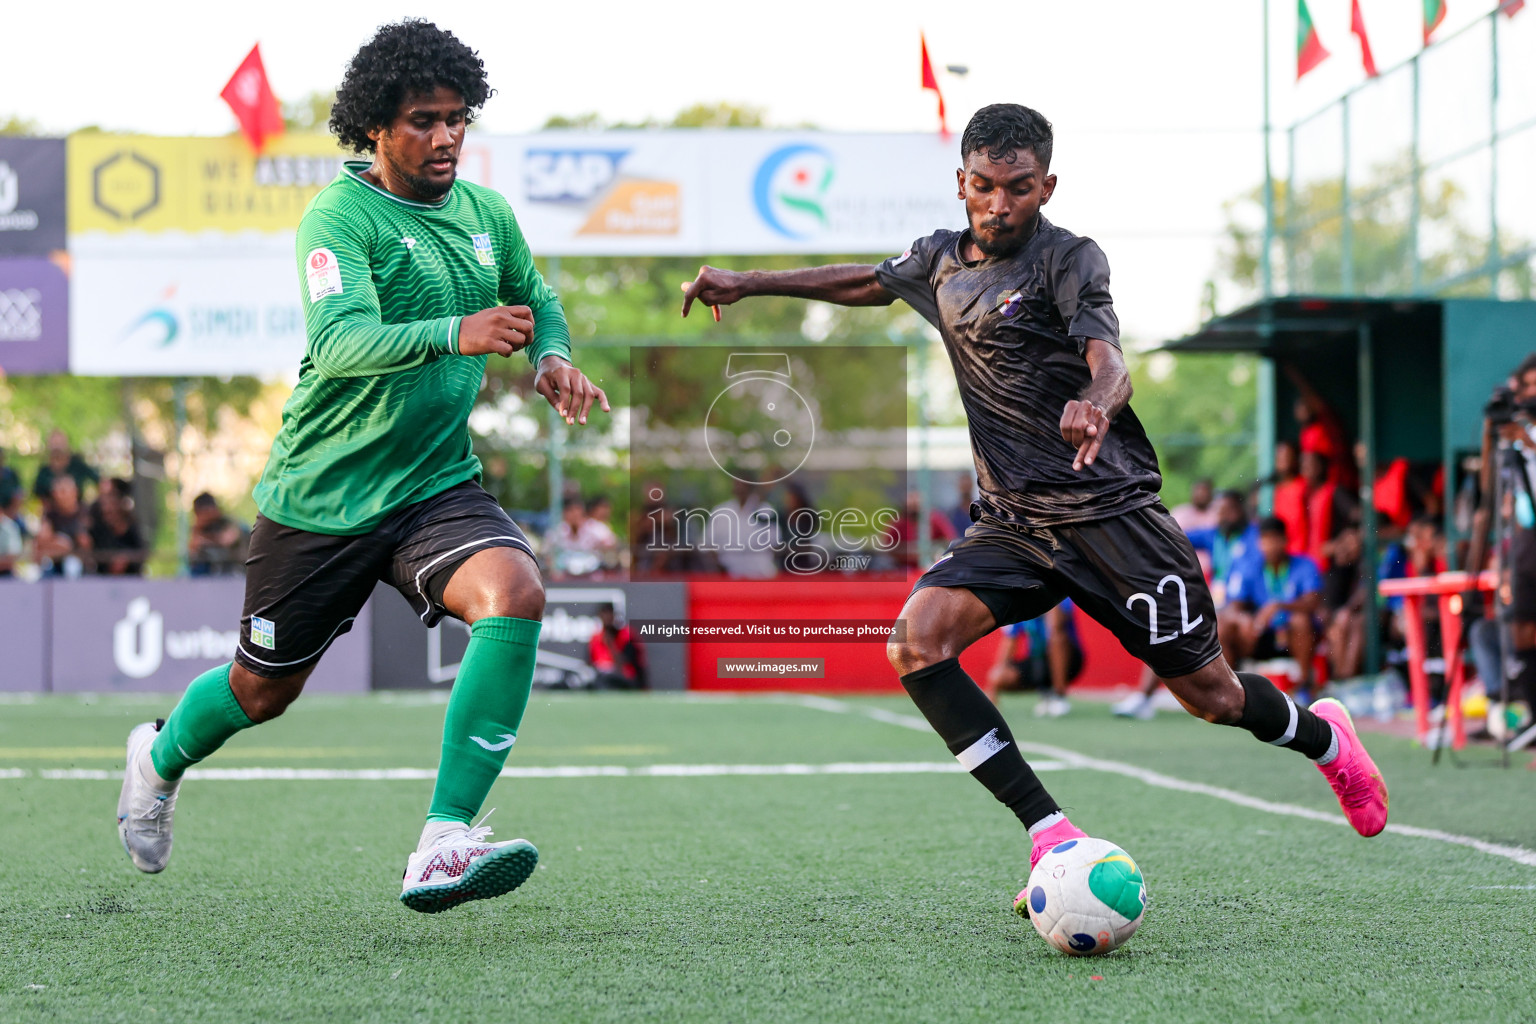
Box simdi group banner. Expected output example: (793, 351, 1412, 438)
(64, 131, 963, 376)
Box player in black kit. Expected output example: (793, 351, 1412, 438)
(681, 104, 1387, 898)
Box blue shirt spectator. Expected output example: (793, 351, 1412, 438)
(1228, 550, 1322, 629)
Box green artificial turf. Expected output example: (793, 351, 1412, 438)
(2, 691, 1533, 1023)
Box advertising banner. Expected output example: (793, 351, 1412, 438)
(67, 134, 349, 236)
(48, 578, 370, 693)
(69, 237, 307, 376)
(0, 256, 69, 374)
(0, 138, 66, 255)
(484, 131, 961, 256)
(370, 582, 688, 690)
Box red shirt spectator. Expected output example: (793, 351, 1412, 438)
(884, 492, 959, 568)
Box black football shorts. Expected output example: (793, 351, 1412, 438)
(912, 503, 1224, 679)
(234, 482, 535, 679)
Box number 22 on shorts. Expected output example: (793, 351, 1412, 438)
(1125, 575, 1204, 646)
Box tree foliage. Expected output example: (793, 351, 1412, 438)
(1215, 154, 1531, 301)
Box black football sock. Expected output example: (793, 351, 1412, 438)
(1231, 671, 1336, 762)
(900, 658, 1060, 828)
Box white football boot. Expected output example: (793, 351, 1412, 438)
(1111, 693, 1156, 720)
(116, 720, 180, 873)
(400, 811, 539, 914)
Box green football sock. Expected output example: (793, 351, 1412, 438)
(149, 663, 255, 781)
(427, 616, 541, 825)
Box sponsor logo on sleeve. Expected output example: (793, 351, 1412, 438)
(470, 232, 495, 266)
(891, 249, 913, 267)
(305, 247, 343, 302)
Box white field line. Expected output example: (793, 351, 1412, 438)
(787, 696, 1536, 870)
(11, 761, 1070, 782)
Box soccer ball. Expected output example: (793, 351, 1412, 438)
(1015, 837, 1147, 956)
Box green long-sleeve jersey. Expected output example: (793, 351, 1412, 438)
(253, 161, 571, 535)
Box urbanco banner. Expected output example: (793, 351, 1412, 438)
(48, 578, 369, 693)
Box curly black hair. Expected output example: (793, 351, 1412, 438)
(960, 103, 1053, 168)
(329, 19, 492, 153)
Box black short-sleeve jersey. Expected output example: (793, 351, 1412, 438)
(875, 217, 1163, 526)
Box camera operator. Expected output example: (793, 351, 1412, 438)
(1467, 354, 1536, 749)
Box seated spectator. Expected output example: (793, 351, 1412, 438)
(984, 601, 1084, 716)
(1300, 449, 1356, 571)
(32, 429, 99, 514)
(587, 602, 647, 689)
(585, 495, 621, 569)
(1322, 527, 1366, 680)
(707, 480, 777, 579)
(1186, 488, 1259, 604)
(1171, 478, 1219, 534)
(0, 501, 23, 578)
(86, 477, 146, 576)
(188, 493, 250, 576)
(1268, 440, 1312, 560)
(944, 473, 977, 538)
(545, 496, 617, 579)
(883, 490, 958, 569)
(0, 445, 22, 517)
(35, 475, 89, 576)
(1219, 516, 1324, 701)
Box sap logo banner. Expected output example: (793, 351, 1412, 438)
(0, 138, 67, 254)
(522, 148, 679, 237)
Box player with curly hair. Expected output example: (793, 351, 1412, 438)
(116, 20, 608, 913)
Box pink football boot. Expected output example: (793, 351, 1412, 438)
(1310, 698, 1389, 837)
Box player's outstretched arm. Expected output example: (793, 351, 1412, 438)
(680, 265, 895, 320)
(1060, 338, 1133, 471)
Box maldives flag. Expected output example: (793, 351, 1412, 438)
(1297, 0, 1331, 79)
(221, 44, 284, 154)
(1423, 0, 1448, 43)
(1351, 0, 1378, 77)
(920, 33, 949, 139)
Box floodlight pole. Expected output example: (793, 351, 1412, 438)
(1257, 0, 1277, 512)
(1261, 0, 1274, 301)
(173, 378, 189, 577)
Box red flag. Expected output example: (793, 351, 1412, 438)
(1350, 0, 1378, 77)
(1503, 0, 1525, 16)
(220, 44, 284, 154)
(920, 33, 949, 139)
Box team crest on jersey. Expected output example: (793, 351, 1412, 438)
(470, 233, 496, 266)
(305, 248, 343, 302)
(997, 289, 1024, 318)
(250, 616, 276, 650)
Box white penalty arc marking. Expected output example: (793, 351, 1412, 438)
(8, 761, 1071, 782)
(786, 696, 1536, 870)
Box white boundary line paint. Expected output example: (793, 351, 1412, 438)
(786, 696, 1536, 870)
(9, 761, 1070, 782)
